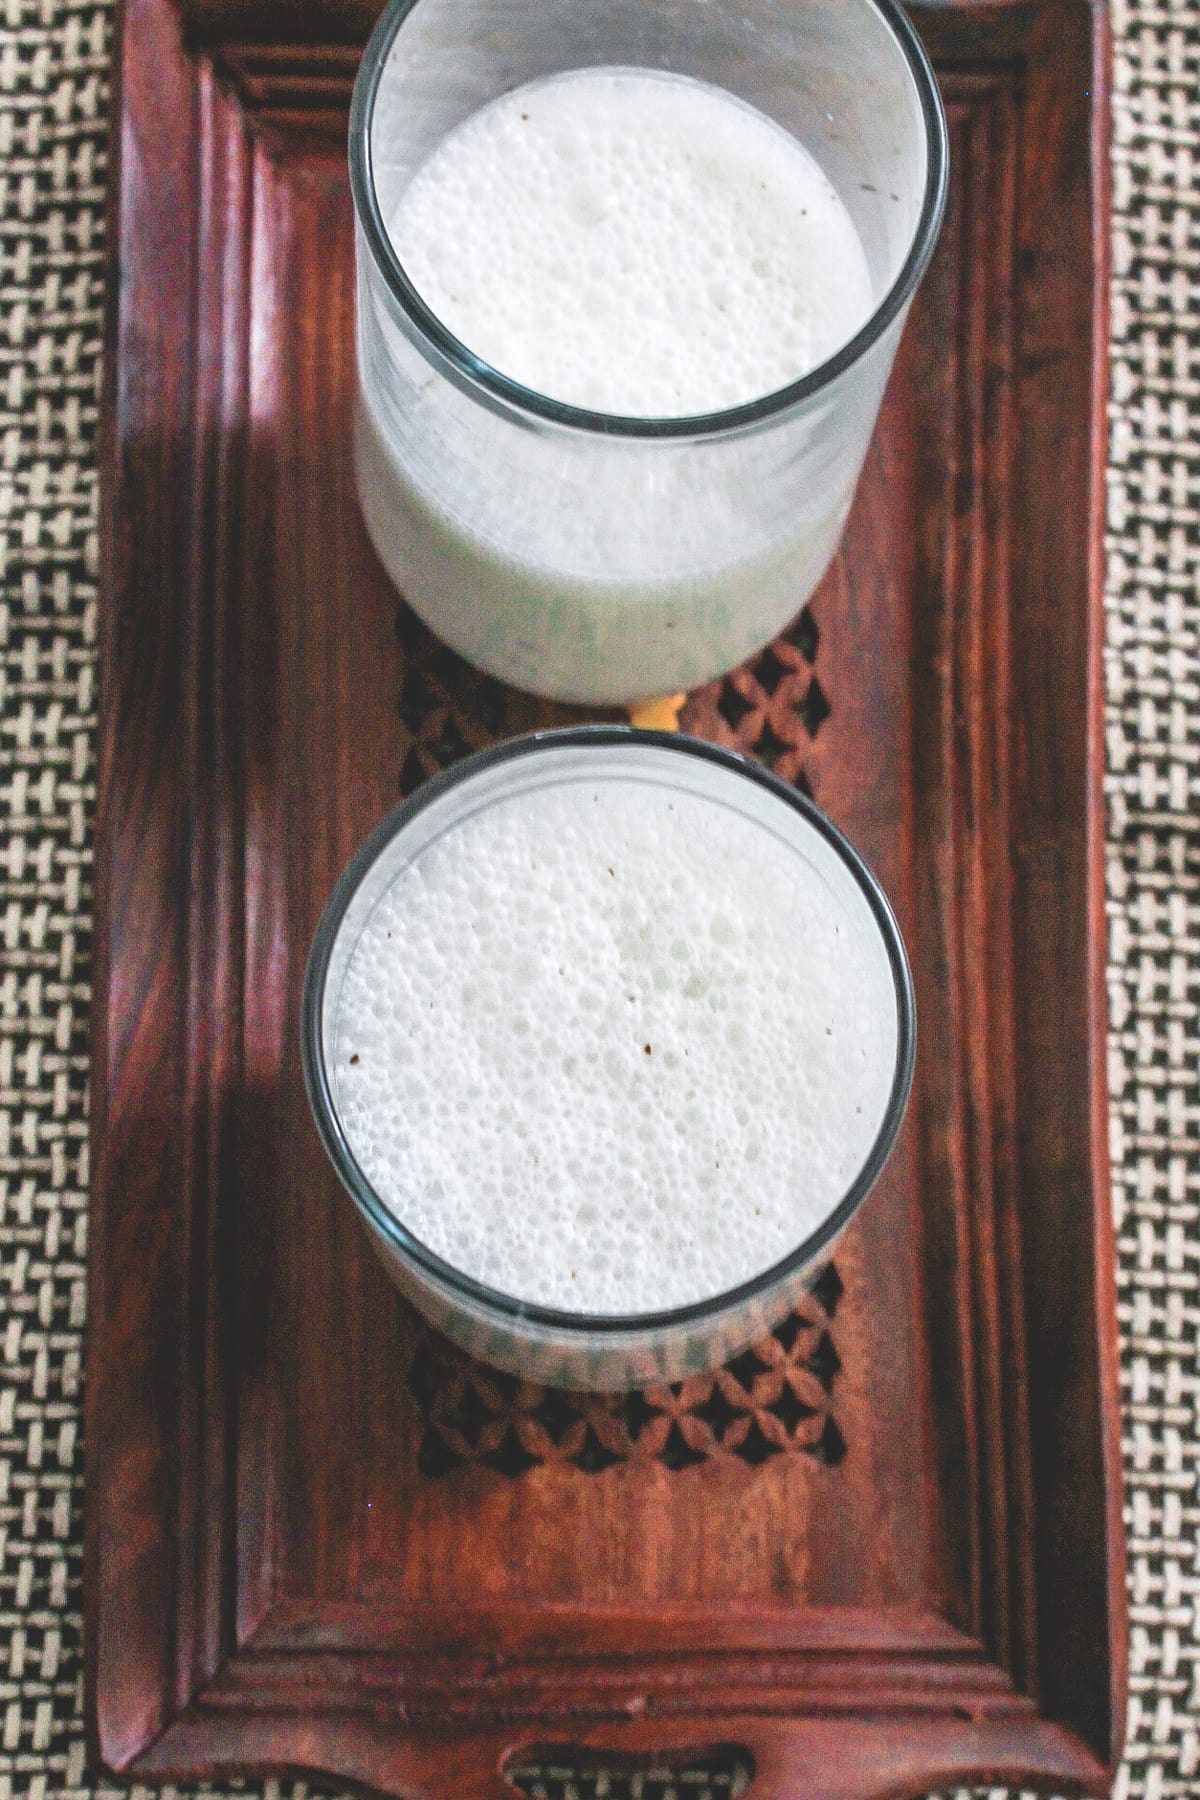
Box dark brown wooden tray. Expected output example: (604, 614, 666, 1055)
(86, 0, 1126, 1794)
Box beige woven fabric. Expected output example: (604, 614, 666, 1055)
(1104, 7, 1200, 1799)
(0, 0, 1188, 1794)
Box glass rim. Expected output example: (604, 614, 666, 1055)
(301, 727, 917, 1337)
(347, 0, 949, 441)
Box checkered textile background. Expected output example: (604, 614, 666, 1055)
(0, 0, 1190, 1794)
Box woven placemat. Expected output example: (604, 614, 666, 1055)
(0, 0, 1187, 1795)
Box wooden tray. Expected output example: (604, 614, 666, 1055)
(86, 0, 1126, 1794)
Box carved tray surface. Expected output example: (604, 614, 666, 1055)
(86, 1, 1126, 1797)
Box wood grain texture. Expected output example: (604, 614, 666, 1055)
(86, 0, 1126, 1795)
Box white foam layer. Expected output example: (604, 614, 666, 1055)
(331, 774, 896, 1314)
(387, 67, 874, 417)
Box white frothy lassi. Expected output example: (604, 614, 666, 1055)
(356, 65, 892, 702)
(329, 766, 899, 1317)
(387, 68, 874, 416)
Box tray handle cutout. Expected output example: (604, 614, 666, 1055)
(502, 1742, 755, 1800)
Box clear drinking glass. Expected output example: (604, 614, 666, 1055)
(349, 0, 948, 705)
(301, 730, 915, 1391)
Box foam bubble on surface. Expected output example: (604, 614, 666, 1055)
(331, 776, 896, 1315)
(387, 67, 875, 417)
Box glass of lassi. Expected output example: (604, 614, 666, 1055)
(302, 730, 915, 1390)
(349, 0, 948, 704)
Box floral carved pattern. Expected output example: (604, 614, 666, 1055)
(409, 1264, 846, 1478)
(393, 600, 824, 795)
